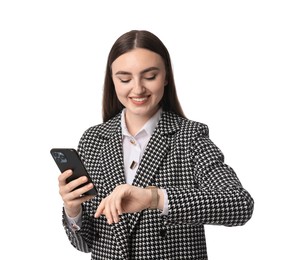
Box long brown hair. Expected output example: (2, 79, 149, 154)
(102, 30, 185, 122)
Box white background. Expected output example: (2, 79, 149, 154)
(1, 1, 286, 259)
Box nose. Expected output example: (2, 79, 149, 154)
(132, 78, 146, 95)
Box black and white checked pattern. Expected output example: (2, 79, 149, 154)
(62, 111, 254, 259)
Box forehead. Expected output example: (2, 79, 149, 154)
(111, 48, 165, 72)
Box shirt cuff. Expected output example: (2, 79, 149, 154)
(161, 188, 169, 215)
(64, 206, 83, 231)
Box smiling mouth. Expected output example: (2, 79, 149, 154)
(130, 97, 148, 102)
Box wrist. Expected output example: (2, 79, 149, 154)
(64, 205, 81, 218)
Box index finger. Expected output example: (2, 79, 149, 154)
(58, 169, 73, 185)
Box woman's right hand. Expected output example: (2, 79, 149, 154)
(58, 169, 96, 218)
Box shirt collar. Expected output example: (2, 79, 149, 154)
(121, 108, 162, 137)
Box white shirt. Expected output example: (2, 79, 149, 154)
(65, 108, 168, 230)
(121, 108, 161, 184)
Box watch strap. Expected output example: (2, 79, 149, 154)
(145, 186, 158, 209)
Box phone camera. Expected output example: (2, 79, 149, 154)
(52, 152, 67, 163)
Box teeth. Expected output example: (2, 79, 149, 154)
(132, 97, 147, 102)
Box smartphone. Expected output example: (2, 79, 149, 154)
(50, 148, 97, 195)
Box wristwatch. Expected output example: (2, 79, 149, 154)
(145, 186, 158, 209)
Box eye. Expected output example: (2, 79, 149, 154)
(117, 77, 131, 83)
(145, 75, 156, 81)
(120, 79, 131, 83)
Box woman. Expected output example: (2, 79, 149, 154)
(58, 30, 254, 259)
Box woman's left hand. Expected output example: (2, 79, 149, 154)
(94, 184, 152, 224)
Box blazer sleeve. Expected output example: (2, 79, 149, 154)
(61, 127, 99, 253)
(166, 123, 254, 227)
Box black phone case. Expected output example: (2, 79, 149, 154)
(50, 148, 97, 195)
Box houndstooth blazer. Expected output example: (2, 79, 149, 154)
(62, 111, 254, 260)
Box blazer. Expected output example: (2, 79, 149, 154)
(62, 111, 254, 260)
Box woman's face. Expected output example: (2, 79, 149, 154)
(111, 48, 167, 122)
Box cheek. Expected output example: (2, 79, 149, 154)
(154, 84, 165, 101)
(114, 83, 124, 96)
(114, 84, 130, 102)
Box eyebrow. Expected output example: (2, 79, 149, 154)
(115, 67, 160, 76)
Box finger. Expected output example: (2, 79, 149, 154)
(115, 196, 123, 216)
(110, 201, 120, 223)
(73, 194, 95, 205)
(64, 176, 89, 193)
(58, 169, 73, 185)
(94, 199, 105, 218)
(108, 194, 124, 224)
(61, 181, 94, 204)
(102, 200, 113, 224)
(70, 182, 94, 197)
(63, 193, 95, 216)
(95, 199, 114, 225)
(105, 206, 113, 225)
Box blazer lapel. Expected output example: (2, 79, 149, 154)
(132, 129, 170, 188)
(100, 120, 125, 195)
(132, 111, 180, 188)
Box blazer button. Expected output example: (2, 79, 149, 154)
(160, 229, 167, 238)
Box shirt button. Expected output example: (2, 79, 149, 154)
(130, 139, 136, 145)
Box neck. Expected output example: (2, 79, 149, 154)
(124, 107, 159, 136)
(125, 114, 148, 136)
